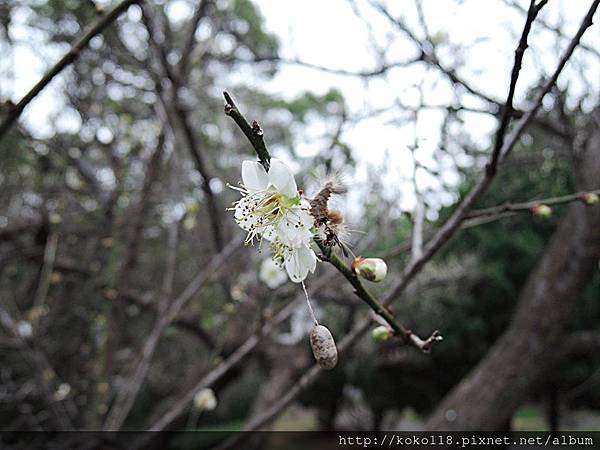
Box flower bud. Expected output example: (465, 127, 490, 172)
(531, 204, 552, 218)
(193, 388, 217, 412)
(352, 257, 387, 282)
(16, 320, 33, 339)
(371, 326, 393, 342)
(310, 324, 338, 370)
(578, 192, 599, 206)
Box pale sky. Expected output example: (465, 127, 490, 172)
(3, 0, 599, 217)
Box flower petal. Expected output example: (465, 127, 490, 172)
(242, 161, 269, 192)
(298, 245, 317, 273)
(268, 159, 297, 198)
(234, 198, 255, 229)
(296, 207, 315, 229)
(284, 250, 307, 283)
(284, 245, 316, 283)
(276, 216, 312, 248)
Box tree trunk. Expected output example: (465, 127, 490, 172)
(426, 118, 600, 431)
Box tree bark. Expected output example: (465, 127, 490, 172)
(426, 116, 600, 431)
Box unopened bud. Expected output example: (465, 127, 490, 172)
(531, 204, 552, 218)
(16, 320, 33, 339)
(578, 192, 599, 206)
(310, 324, 338, 370)
(352, 257, 387, 282)
(371, 326, 393, 342)
(193, 388, 217, 412)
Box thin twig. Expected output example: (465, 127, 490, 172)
(103, 236, 241, 431)
(103, 219, 180, 430)
(381, 0, 600, 305)
(31, 231, 58, 329)
(177, 0, 211, 78)
(142, 5, 225, 250)
(465, 189, 600, 219)
(139, 270, 338, 435)
(249, 54, 424, 78)
(214, 316, 372, 449)
(383, 192, 600, 259)
(488, 0, 545, 175)
(0, 0, 143, 143)
(409, 87, 425, 262)
(214, 2, 600, 438)
(505, 0, 600, 59)
(320, 243, 439, 351)
(223, 91, 271, 171)
(223, 92, 438, 352)
(0, 304, 76, 430)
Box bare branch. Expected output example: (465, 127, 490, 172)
(142, 5, 225, 250)
(177, 0, 211, 77)
(223, 92, 439, 352)
(214, 316, 372, 449)
(320, 244, 439, 352)
(505, 0, 600, 59)
(0, 0, 143, 143)
(381, 0, 600, 305)
(465, 189, 600, 219)
(0, 304, 76, 430)
(138, 270, 339, 434)
(103, 219, 179, 430)
(488, 0, 547, 175)
(223, 91, 271, 171)
(214, 2, 600, 437)
(143, 300, 297, 434)
(250, 54, 424, 78)
(103, 236, 242, 430)
(30, 231, 58, 329)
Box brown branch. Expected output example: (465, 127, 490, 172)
(214, 2, 599, 437)
(177, 0, 211, 78)
(383, 189, 600, 259)
(119, 296, 224, 360)
(142, 5, 224, 250)
(380, 0, 600, 305)
(320, 243, 440, 352)
(505, 0, 600, 59)
(105, 132, 165, 386)
(143, 300, 297, 434)
(249, 54, 424, 78)
(0, 0, 143, 143)
(223, 91, 271, 171)
(103, 219, 178, 430)
(31, 231, 59, 330)
(488, 0, 547, 175)
(103, 234, 242, 430)
(122, 290, 217, 349)
(138, 270, 339, 435)
(370, 0, 498, 106)
(223, 92, 439, 352)
(214, 316, 372, 449)
(0, 304, 76, 430)
(0, 217, 44, 241)
(465, 189, 600, 220)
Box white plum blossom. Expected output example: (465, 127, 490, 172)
(231, 158, 317, 283)
(259, 258, 288, 289)
(16, 320, 33, 339)
(193, 388, 217, 412)
(281, 242, 317, 283)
